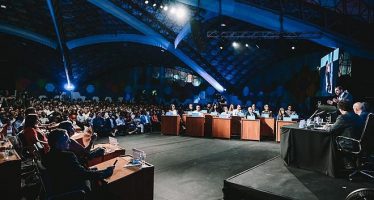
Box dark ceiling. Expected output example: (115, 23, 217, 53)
(0, 0, 372, 92)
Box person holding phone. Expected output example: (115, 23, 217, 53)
(43, 129, 114, 195)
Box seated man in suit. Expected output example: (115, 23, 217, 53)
(327, 100, 364, 169)
(43, 129, 114, 195)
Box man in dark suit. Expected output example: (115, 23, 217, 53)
(327, 86, 353, 105)
(327, 100, 364, 170)
(43, 129, 114, 195)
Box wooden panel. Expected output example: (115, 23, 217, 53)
(186, 117, 205, 137)
(260, 118, 275, 138)
(91, 156, 154, 200)
(276, 120, 297, 142)
(212, 118, 231, 139)
(161, 115, 180, 135)
(241, 119, 261, 141)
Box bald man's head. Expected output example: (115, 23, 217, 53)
(353, 102, 365, 115)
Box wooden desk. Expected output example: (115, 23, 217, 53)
(241, 119, 261, 141)
(231, 116, 242, 136)
(87, 143, 126, 167)
(91, 156, 154, 200)
(0, 143, 21, 200)
(71, 131, 92, 147)
(276, 120, 297, 142)
(260, 118, 275, 138)
(186, 116, 205, 137)
(161, 115, 180, 135)
(212, 117, 231, 139)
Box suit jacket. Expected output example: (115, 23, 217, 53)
(338, 90, 353, 102)
(43, 150, 110, 195)
(329, 112, 364, 139)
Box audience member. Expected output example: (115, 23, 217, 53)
(43, 129, 114, 195)
(23, 114, 50, 153)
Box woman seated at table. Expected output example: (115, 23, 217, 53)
(168, 104, 178, 116)
(245, 107, 258, 119)
(209, 103, 220, 115)
(22, 114, 50, 154)
(261, 104, 273, 118)
(276, 107, 290, 120)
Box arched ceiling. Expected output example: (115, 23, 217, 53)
(1, 0, 372, 92)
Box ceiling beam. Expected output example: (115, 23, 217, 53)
(0, 23, 57, 49)
(175, 0, 374, 59)
(88, 0, 225, 92)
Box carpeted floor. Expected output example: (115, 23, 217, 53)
(97, 132, 280, 200)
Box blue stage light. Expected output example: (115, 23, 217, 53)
(64, 83, 75, 91)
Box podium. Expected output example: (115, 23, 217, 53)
(241, 119, 261, 141)
(161, 115, 180, 135)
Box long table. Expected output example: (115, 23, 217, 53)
(280, 125, 338, 177)
(91, 156, 154, 200)
(276, 120, 297, 142)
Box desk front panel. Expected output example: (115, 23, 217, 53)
(186, 117, 205, 137)
(241, 119, 261, 141)
(161, 115, 180, 135)
(276, 121, 297, 142)
(212, 118, 231, 139)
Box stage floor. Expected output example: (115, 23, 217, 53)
(224, 156, 374, 200)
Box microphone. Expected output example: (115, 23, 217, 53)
(308, 110, 319, 120)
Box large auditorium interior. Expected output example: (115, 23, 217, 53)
(1, 0, 374, 200)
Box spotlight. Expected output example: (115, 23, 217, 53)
(160, 5, 163, 9)
(232, 41, 240, 49)
(169, 7, 176, 14)
(245, 43, 249, 48)
(64, 83, 75, 91)
(144, 0, 148, 4)
(153, 3, 156, 7)
(221, 23, 226, 27)
(163, 6, 168, 11)
(291, 46, 295, 50)
(220, 46, 223, 50)
(175, 6, 188, 21)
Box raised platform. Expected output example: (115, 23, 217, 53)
(223, 156, 374, 200)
